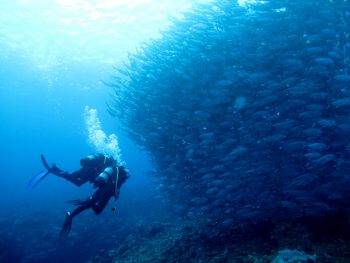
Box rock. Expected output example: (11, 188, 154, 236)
(271, 249, 316, 263)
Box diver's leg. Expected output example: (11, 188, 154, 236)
(70, 202, 91, 217)
(41, 155, 89, 186)
(59, 203, 90, 238)
(91, 195, 112, 215)
(70, 188, 102, 217)
(91, 185, 114, 215)
(60, 190, 102, 237)
(57, 167, 92, 186)
(60, 202, 91, 238)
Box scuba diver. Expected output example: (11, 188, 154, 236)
(29, 153, 129, 237)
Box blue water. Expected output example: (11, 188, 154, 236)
(0, 1, 200, 262)
(0, 45, 158, 263)
(1, 0, 350, 262)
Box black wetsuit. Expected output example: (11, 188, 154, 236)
(60, 154, 128, 216)
(39, 153, 128, 237)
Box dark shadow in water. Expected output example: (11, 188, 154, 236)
(0, 234, 23, 263)
(300, 211, 350, 240)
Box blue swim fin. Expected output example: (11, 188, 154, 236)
(27, 169, 50, 190)
(41, 154, 51, 171)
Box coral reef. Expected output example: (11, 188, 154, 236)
(271, 249, 316, 263)
(88, 214, 350, 263)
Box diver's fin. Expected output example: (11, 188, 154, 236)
(41, 154, 65, 175)
(41, 154, 51, 171)
(59, 212, 73, 238)
(67, 199, 91, 206)
(27, 170, 50, 190)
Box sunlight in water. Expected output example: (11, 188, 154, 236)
(237, 0, 258, 6)
(0, 0, 208, 69)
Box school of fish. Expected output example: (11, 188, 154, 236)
(109, 0, 350, 226)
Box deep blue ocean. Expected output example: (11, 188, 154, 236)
(1, 0, 350, 262)
(0, 1, 193, 262)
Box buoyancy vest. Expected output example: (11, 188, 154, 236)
(80, 153, 128, 197)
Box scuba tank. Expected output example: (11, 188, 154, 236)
(96, 167, 114, 184)
(80, 154, 115, 168)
